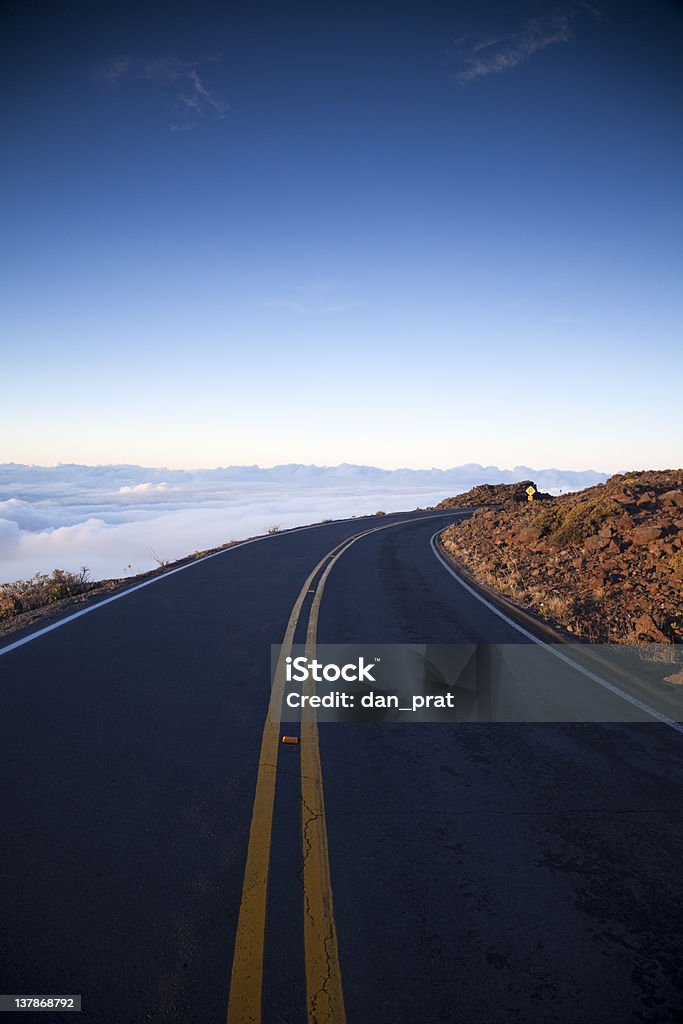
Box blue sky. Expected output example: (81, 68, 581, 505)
(2, 0, 681, 471)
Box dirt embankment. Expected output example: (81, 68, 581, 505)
(435, 480, 552, 508)
(440, 470, 683, 643)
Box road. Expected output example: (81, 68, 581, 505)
(1, 511, 683, 1023)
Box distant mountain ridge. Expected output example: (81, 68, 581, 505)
(0, 462, 609, 494)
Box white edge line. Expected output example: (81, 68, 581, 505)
(0, 534, 273, 658)
(0, 511, 460, 660)
(0, 514, 374, 659)
(429, 530, 683, 734)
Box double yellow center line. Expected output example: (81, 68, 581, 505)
(226, 517, 444, 1024)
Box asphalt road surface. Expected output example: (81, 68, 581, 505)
(1, 511, 682, 1024)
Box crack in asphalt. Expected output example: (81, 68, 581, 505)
(300, 795, 337, 1024)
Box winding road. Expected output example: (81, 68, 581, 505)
(1, 510, 682, 1023)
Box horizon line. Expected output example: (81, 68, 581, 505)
(0, 459, 618, 475)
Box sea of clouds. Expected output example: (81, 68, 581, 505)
(0, 463, 607, 583)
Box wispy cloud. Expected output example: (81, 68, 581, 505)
(455, 4, 598, 83)
(102, 55, 229, 130)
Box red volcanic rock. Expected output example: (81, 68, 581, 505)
(631, 525, 663, 544)
(439, 469, 683, 643)
(584, 534, 610, 553)
(517, 526, 544, 545)
(634, 613, 670, 643)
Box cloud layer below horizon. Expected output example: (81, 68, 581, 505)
(0, 463, 608, 583)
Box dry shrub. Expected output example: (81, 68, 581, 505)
(0, 568, 92, 621)
(532, 494, 622, 547)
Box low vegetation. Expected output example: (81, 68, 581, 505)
(0, 539, 243, 633)
(530, 493, 623, 547)
(0, 568, 94, 621)
(440, 469, 683, 644)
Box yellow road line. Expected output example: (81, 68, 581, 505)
(300, 532, 368, 1024)
(227, 515, 450, 1023)
(226, 535, 357, 1024)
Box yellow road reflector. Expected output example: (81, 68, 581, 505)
(281, 736, 299, 745)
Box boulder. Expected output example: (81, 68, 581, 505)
(634, 612, 669, 643)
(517, 526, 543, 545)
(584, 534, 610, 553)
(662, 490, 683, 508)
(631, 525, 663, 545)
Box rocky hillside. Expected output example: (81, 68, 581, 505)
(435, 480, 552, 508)
(440, 470, 683, 643)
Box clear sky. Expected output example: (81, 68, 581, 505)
(1, 0, 681, 472)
